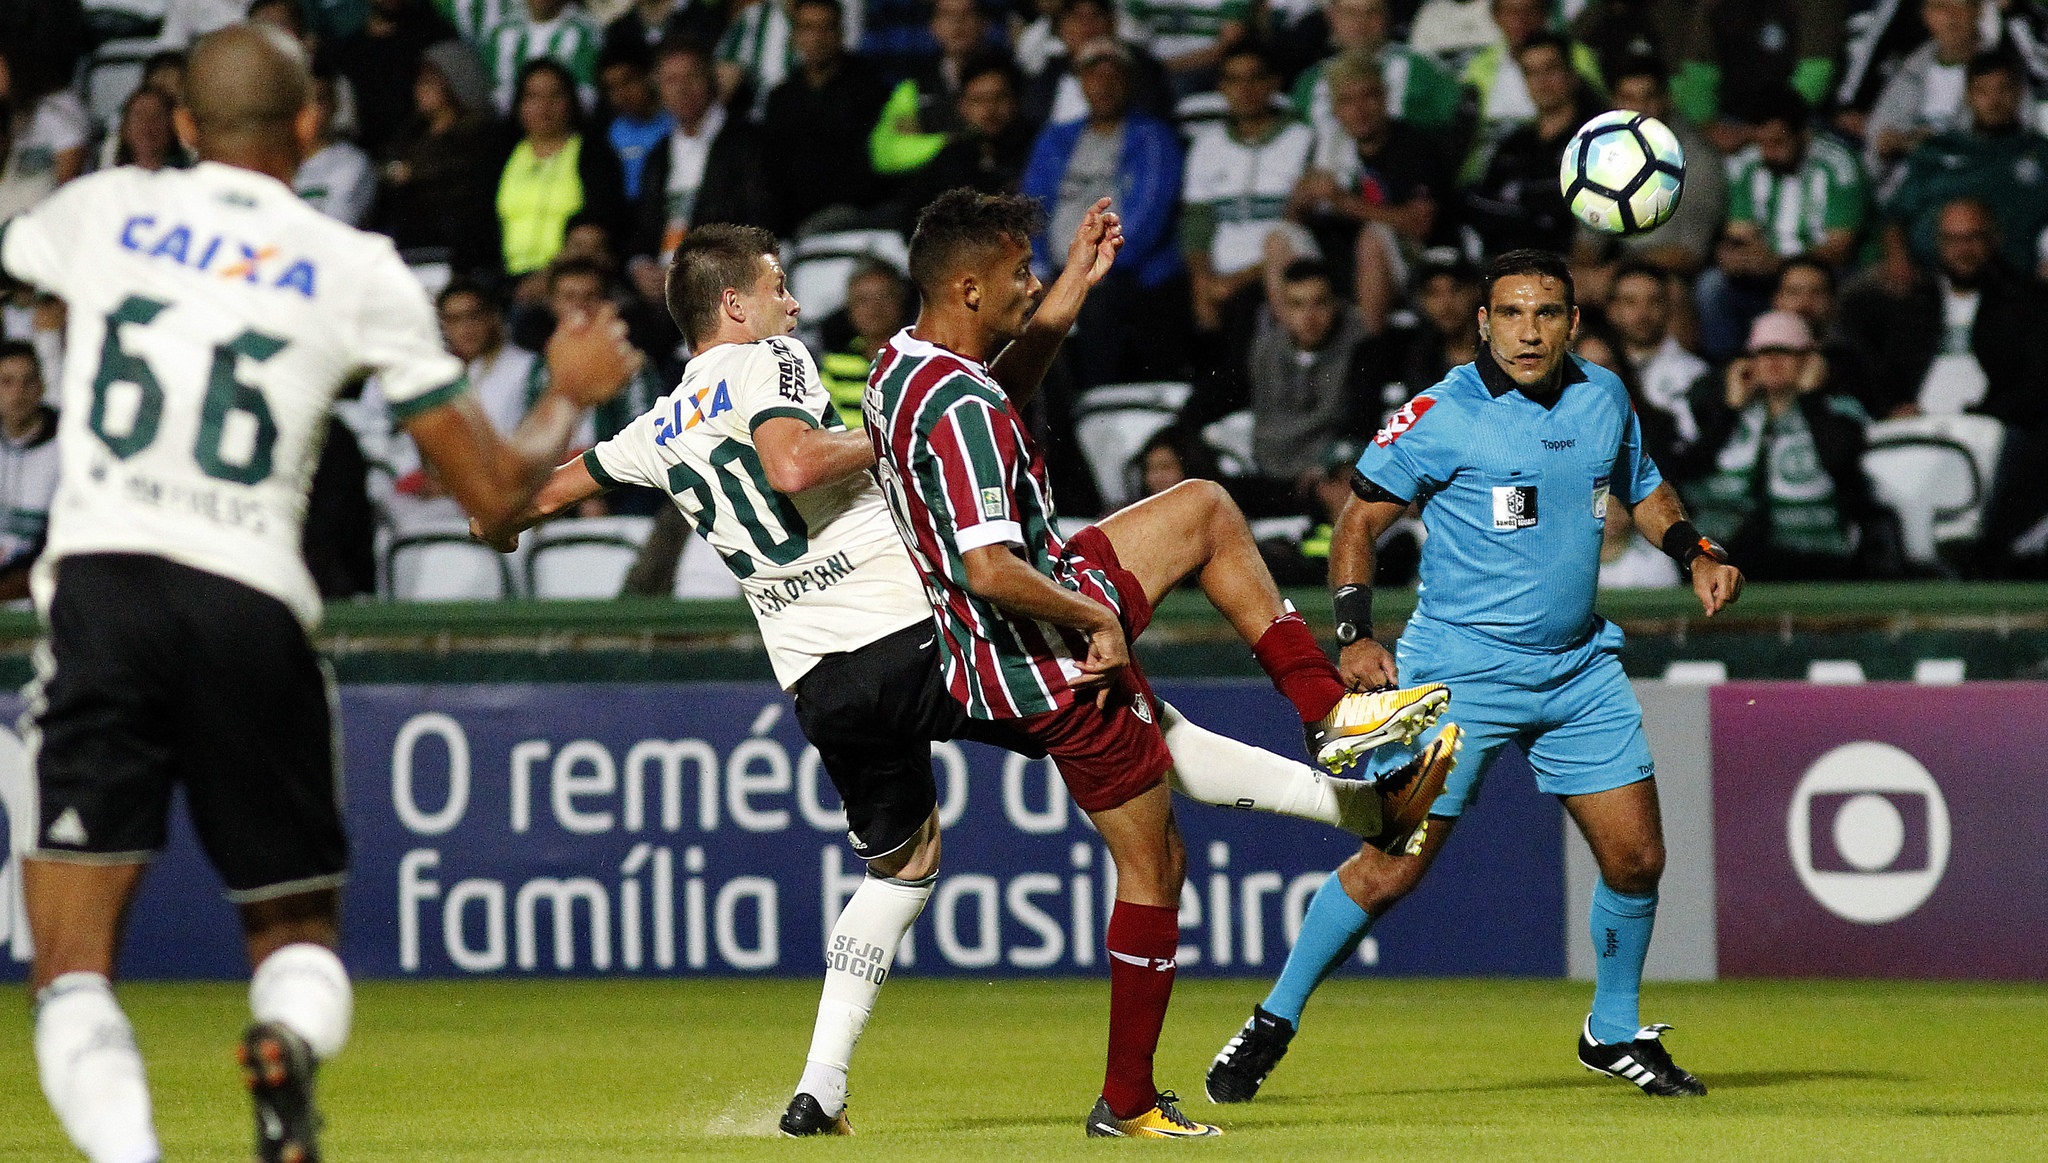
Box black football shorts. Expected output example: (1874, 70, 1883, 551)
(29, 553, 346, 902)
(791, 620, 973, 861)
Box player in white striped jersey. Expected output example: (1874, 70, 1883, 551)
(477, 216, 1441, 1137)
(482, 0, 604, 113)
(0, 26, 638, 1163)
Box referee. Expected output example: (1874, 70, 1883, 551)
(1208, 249, 1743, 1102)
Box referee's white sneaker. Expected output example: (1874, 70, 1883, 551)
(1307, 683, 1450, 772)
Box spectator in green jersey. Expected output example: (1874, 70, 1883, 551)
(482, 0, 603, 114)
(1697, 87, 1867, 360)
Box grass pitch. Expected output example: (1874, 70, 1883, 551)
(2, 977, 2044, 1161)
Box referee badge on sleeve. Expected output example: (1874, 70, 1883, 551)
(1593, 474, 1610, 520)
(1492, 485, 1538, 530)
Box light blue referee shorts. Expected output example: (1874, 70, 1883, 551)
(1365, 616, 1655, 816)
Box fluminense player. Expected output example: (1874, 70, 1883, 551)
(1205, 249, 1745, 1106)
(864, 188, 1459, 1140)
(476, 212, 1452, 1138)
(0, 25, 637, 1163)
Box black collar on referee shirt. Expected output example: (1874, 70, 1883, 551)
(1477, 346, 1587, 410)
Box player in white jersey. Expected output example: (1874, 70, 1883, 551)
(477, 215, 1445, 1137)
(0, 25, 638, 1163)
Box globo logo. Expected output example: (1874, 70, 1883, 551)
(1786, 742, 1950, 924)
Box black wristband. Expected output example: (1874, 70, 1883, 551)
(1659, 520, 1728, 569)
(1332, 584, 1374, 645)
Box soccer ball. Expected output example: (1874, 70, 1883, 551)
(1559, 111, 1686, 236)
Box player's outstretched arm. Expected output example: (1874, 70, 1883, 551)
(753, 417, 877, 495)
(470, 455, 608, 552)
(407, 305, 640, 529)
(961, 543, 1129, 708)
(1630, 481, 1744, 617)
(1329, 494, 1409, 690)
(988, 197, 1123, 409)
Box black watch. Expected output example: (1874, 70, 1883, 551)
(1335, 621, 1361, 645)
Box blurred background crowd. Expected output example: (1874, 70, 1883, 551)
(4, 0, 2048, 601)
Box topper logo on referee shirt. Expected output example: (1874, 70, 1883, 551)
(653, 380, 734, 445)
(1373, 396, 1435, 446)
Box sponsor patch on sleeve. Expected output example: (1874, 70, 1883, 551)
(772, 340, 806, 402)
(1373, 396, 1436, 446)
(980, 486, 1005, 519)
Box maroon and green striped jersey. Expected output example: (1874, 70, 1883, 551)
(865, 329, 1126, 720)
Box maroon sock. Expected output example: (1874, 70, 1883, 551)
(1252, 611, 1347, 722)
(1103, 900, 1179, 1120)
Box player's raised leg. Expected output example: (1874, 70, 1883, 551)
(25, 861, 160, 1163)
(1093, 480, 1447, 769)
(1564, 779, 1703, 1096)
(1158, 700, 1383, 836)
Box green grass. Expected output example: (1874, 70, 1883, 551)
(3, 978, 2045, 1161)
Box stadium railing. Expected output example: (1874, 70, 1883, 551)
(0, 583, 2041, 685)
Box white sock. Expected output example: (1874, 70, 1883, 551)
(1160, 699, 1383, 837)
(35, 972, 160, 1163)
(250, 943, 352, 1061)
(797, 872, 933, 1116)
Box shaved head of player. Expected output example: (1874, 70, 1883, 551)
(174, 22, 322, 181)
(905, 191, 1047, 360)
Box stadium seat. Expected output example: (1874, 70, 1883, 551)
(403, 252, 455, 298)
(1202, 410, 1256, 477)
(1807, 660, 1867, 684)
(1861, 415, 2007, 570)
(785, 230, 911, 322)
(1073, 381, 1192, 511)
(82, 38, 161, 132)
(1661, 660, 1728, 684)
(1249, 515, 1312, 543)
(527, 516, 655, 599)
(1913, 658, 1966, 685)
(674, 535, 743, 598)
(386, 519, 517, 601)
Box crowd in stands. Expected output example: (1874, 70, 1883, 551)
(5, 0, 2048, 598)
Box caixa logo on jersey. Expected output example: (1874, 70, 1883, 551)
(653, 381, 735, 445)
(118, 217, 319, 298)
(1787, 741, 1951, 924)
(1373, 396, 1434, 447)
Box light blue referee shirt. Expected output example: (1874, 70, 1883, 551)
(1354, 353, 1662, 651)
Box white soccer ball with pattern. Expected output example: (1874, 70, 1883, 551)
(1559, 111, 1686, 236)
